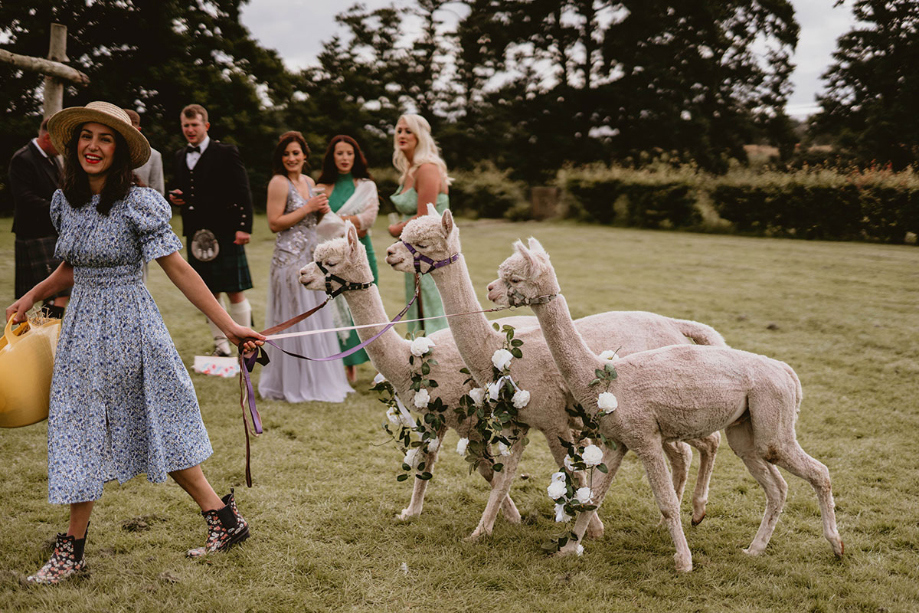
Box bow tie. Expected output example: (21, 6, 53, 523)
(187, 145, 201, 154)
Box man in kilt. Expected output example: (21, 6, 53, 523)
(168, 104, 254, 356)
(9, 117, 69, 317)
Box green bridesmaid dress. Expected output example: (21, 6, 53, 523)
(390, 186, 449, 335)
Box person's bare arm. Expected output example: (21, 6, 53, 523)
(5, 261, 74, 323)
(157, 252, 264, 351)
(388, 164, 443, 237)
(266, 176, 328, 233)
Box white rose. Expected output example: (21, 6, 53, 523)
(574, 487, 592, 504)
(555, 503, 573, 523)
(551, 471, 567, 484)
(598, 350, 619, 362)
(413, 388, 430, 408)
(512, 389, 530, 409)
(564, 455, 576, 472)
(456, 437, 469, 455)
(373, 372, 387, 385)
(469, 387, 486, 407)
(576, 544, 584, 556)
(404, 447, 420, 468)
(427, 438, 440, 453)
(386, 406, 401, 425)
(487, 381, 501, 401)
(547, 480, 567, 500)
(597, 392, 618, 413)
(497, 442, 511, 456)
(492, 348, 514, 371)
(410, 336, 436, 357)
(582, 444, 604, 467)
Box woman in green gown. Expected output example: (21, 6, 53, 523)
(387, 114, 451, 336)
(316, 135, 380, 383)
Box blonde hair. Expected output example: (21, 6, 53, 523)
(392, 114, 452, 186)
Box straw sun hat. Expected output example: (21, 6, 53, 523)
(47, 101, 151, 169)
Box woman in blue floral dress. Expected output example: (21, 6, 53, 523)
(6, 102, 264, 586)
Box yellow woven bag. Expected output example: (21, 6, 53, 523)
(0, 316, 62, 428)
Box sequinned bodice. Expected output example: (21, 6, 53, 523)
(272, 178, 319, 268)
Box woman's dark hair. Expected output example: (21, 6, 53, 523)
(61, 123, 134, 215)
(316, 135, 372, 184)
(272, 131, 310, 176)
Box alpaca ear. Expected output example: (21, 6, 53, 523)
(513, 239, 539, 271)
(527, 237, 547, 255)
(442, 208, 454, 236)
(346, 221, 359, 252)
(425, 202, 441, 217)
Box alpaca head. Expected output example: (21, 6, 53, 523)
(299, 222, 373, 292)
(487, 237, 560, 307)
(385, 204, 462, 274)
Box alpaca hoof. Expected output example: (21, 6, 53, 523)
(691, 511, 706, 526)
(464, 528, 490, 542)
(833, 539, 844, 558)
(553, 543, 580, 558)
(585, 524, 605, 540)
(396, 509, 417, 521)
(742, 546, 765, 556)
(674, 554, 693, 573)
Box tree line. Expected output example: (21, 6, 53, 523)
(1, 0, 915, 213)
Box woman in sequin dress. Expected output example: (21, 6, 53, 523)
(258, 131, 353, 403)
(6, 102, 264, 585)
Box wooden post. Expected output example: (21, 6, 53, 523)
(43, 23, 68, 118)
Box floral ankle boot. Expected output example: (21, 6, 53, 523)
(187, 489, 250, 558)
(27, 532, 87, 585)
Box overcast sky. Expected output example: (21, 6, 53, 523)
(240, 0, 855, 119)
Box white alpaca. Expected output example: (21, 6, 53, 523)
(385, 208, 724, 540)
(299, 223, 532, 526)
(488, 238, 844, 572)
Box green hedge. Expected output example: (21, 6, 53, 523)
(559, 165, 919, 243)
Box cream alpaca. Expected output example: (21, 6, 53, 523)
(299, 223, 531, 525)
(385, 208, 724, 540)
(488, 238, 844, 572)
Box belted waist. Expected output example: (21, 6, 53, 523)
(74, 264, 144, 287)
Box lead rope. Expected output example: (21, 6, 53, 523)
(236, 273, 421, 487)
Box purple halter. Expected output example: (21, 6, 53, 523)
(401, 240, 460, 274)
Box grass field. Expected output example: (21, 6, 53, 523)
(1, 212, 918, 612)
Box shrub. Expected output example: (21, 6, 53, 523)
(447, 163, 528, 219)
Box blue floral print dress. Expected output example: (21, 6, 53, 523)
(47, 187, 212, 504)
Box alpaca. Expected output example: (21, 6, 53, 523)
(299, 223, 532, 525)
(488, 238, 844, 572)
(385, 208, 724, 541)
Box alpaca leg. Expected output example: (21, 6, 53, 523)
(636, 446, 693, 572)
(725, 422, 787, 555)
(476, 461, 522, 523)
(547, 430, 605, 539)
(769, 442, 844, 558)
(661, 440, 692, 523)
(556, 444, 627, 557)
(398, 435, 443, 520)
(466, 429, 529, 541)
(686, 431, 721, 525)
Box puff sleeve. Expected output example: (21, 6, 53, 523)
(49, 189, 65, 234)
(125, 187, 184, 262)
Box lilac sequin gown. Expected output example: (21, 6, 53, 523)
(258, 179, 353, 403)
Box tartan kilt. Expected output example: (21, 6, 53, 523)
(187, 236, 253, 293)
(15, 237, 71, 299)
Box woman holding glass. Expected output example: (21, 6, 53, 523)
(315, 135, 380, 383)
(259, 131, 353, 402)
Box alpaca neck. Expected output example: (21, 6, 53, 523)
(342, 287, 411, 387)
(430, 255, 501, 384)
(532, 294, 601, 404)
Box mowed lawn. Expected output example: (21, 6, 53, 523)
(1, 212, 918, 612)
